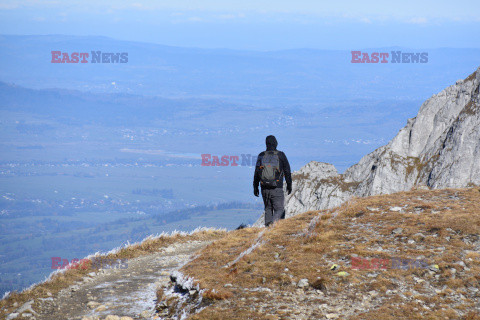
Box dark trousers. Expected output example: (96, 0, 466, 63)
(262, 187, 285, 227)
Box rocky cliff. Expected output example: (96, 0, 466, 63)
(284, 66, 480, 217)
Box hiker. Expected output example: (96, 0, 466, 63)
(253, 135, 292, 227)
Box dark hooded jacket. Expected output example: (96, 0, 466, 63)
(253, 135, 292, 189)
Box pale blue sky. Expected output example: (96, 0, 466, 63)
(0, 0, 479, 50)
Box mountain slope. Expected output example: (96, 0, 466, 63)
(160, 187, 480, 320)
(0, 229, 225, 320)
(283, 66, 480, 217)
(2, 189, 479, 319)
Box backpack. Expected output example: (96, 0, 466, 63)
(260, 151, 281, 188)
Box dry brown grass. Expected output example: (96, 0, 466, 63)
(0, 229, 225, 318)
(190, 307, 275, 320)
(180, 187, 480, 319)
(465, 70, 478, 82)
(203, 288, 233, 300)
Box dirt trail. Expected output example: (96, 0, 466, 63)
(34, 240, 210, 320)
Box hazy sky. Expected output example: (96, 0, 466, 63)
(0, 0, 479, 50)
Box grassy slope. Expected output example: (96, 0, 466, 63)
(178, 188, 480, 320)
(0, 229, 226, 319)
(3, 187, 480, 319)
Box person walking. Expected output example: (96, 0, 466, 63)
(253, 135, 292, 227)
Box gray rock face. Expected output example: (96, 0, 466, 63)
(284, 67, 480, 217)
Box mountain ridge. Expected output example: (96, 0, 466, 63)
(277, 66, 480, 220)
(160, 187, 480, 319)
(2, 35, 479, 104)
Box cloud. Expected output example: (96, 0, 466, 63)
(1, 0, 479, 26)
(187, 16, 204, 22)
(218, 13, 236, 20)
(0, 0, 61, 9)
(359, 17, 372, 24)
(215, 13, 246, 20)
(0, 3, 19, 9)
(32, 16, 46, 22)
(131, 3, 143, 9)
(407, 17, 428, 24)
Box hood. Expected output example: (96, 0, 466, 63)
(266, 135, 278, 151)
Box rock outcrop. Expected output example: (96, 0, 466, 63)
(284, 67, 480, 217)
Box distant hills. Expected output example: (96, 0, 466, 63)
(1, 35, 479, 105)
(0, 81, 213, 126)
